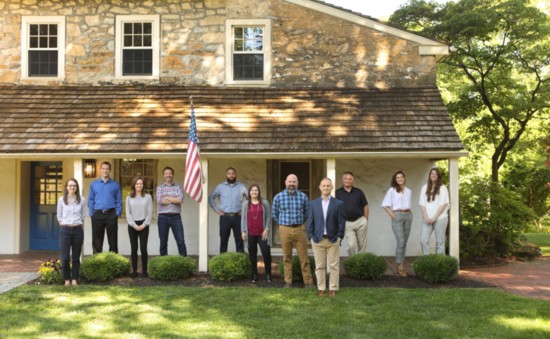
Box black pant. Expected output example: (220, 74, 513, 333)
(128, 220, 149, 274)
(59, 226, 84, 281)
(92, 210, 118, 253)
(220, 215, 244, 253)
(248, 235, 272, 275)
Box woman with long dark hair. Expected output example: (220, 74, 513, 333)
(382, 171, 413, 277)
(57, 178, 86, 287)
(126, 176, 153, 278)
(241, 183, 272, 283)
(419, 168, 449, 255)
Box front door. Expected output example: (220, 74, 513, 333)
(29, 162, 63, 250)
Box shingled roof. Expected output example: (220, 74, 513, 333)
(0, 86, 463, 154)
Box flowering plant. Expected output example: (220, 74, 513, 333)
(37, 259, 63, 285)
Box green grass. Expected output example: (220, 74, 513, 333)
(1, 286, 549, 338)
(524, 232, 550, 256)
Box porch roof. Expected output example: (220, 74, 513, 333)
(0, 86, 463, 154)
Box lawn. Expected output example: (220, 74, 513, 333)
(524, 233, 550, 256)
(1, 286, 549, 338)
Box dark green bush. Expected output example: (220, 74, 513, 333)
(209, 252, 251, 282)
(37, 259, 63, 285)
(343, 253, 387, 280)
(460, 177, 537, 257)
(413, 254, 458, 284)
(80, 252, 130, 282)
(149, 256, 196, 280)
(278, 255, 316, 283)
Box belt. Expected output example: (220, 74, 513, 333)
(347, 215, 362, 222)
(322, 235, 329, 238)
(95, 208, 115, 214)
(393, 209, 411, 213)
(60, 224, 82, 227)
(223, 213, 241, 217)
(160, 213, 180, 216)
(281, 224, 302, 227)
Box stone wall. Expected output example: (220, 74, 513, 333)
(0, 0, 436, 88)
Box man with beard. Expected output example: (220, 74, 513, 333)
(272, 174, 314, 288)
(208, 167, 248, 253)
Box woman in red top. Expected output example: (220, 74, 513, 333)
(241, 184, 272, 283)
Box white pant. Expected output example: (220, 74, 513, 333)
(420, 217, 448, 255)
(345, 216, 368, 256)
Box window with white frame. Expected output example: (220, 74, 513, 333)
(115, 15, 160, 79)
(225, 19, 271, 85)
(21, 16, 65, 79)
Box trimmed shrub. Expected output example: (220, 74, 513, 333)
(80, 252, 130, 282)
(149, 256, 196, 280)
(37, 259, 63, 285)
(413, 254, 458, 284)
(209, 252, 252, 282)
(343, 253, 387, 280)
(278, 255, 316, 283)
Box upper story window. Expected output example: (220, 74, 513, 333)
(225, 19, 271, 86)
(21, 16, 65, 80)
(115, 15, 160, 80)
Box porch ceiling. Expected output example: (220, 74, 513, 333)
(0, 86, 463, 154)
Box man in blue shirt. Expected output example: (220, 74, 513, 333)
(208, 167, 248, 253)
(272, 174, 314, 288)
(88, 161, 122, 253)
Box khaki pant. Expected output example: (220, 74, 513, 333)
(312, 237, 340, 291)
(345, 216, 368, 256)
(279, 224, 313, 285)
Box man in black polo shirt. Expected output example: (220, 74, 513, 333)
(335, 171, 369, 256)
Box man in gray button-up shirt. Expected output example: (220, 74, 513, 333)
(208, 167, 248, 253)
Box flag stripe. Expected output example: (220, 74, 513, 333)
(184, 106, 203, 203)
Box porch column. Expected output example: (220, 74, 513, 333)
(448, 158, 460, 263)
(73, 159, 83, 189)
(327, 158, 336, 196)
(198, 158, 209, 272)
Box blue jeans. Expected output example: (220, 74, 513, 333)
(59, 226, 84, 281)
(391, 212, 413, 264)
(158, 214, 187, 256)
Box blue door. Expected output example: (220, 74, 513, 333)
(29, 162, 63, 250)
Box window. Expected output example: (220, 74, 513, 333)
(21, 16, 65, 79)
(118, 159, 157, 217)
(225, 19, 271, 86)
(115, 15, 160, 80)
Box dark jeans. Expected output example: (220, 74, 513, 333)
(128, 220, 149, 274)
(248, 235, 272, 275)
(59, 226, 84, 281)
(91, 209, 118, 253)
(158, 213, 187, 256)
(220, 215, 244, 253)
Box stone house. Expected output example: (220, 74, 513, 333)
(0, 0, 465, 271)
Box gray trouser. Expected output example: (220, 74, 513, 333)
(391, 212, 413, 264)
(420, 217, 448, 255)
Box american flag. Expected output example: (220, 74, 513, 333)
(183, 102, 203, 202)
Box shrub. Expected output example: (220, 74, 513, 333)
(343, 253, 387, 280)
(37, 259, 63, 285)
(413, 254, 458, 284)
(209, 252, 251, 282)
(278, 255, 316, 283)
(80, 252, 130, 282)
(149, 256, 196, 280)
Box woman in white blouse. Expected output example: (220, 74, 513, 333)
(382, 171, 412, 277)
(126, 176, 153, 278)
(57, 178, 86, 287)
(419, 168, 449, 255)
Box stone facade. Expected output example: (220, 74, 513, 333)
(0, 0, 437, 87)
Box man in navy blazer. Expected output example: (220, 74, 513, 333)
(307, 178, 346, 297)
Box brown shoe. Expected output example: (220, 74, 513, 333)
(397, 266, 407, 277)
(329, 290, 336, 298)
(317, 290, 325, 297)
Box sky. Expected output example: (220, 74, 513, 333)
(322, 0, 450, 20)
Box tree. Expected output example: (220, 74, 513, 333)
(390, 0, 550, 182)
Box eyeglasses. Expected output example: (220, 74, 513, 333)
(67, 185, 77, 187)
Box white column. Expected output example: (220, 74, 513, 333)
(327, 158, 336, 196)
(73, 159, 84, 257)
(198, 158, 209, 272)
(448, 158, 460, 264)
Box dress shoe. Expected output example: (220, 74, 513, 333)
(265, 273, 272, 283)
(396, 266, 407, 277)
(329, 290, 336, 298)
(130, 272, 138, 279)
(252, 274, 258, 283)
(317, 290, 325, 297)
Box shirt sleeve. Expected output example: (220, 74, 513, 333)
(156, 186, 163, 205)
(80, 197, 86, 223)
(57, 197, 64, 224)
(208, 185, 219, 212)
(439, 185, 450, 206)
(87, 181, 95, 217)
(419, 184, 427, 207)
(145, 194, 153, 226)
(302, 194, 309, 223)
(177, 185, 184, 203)
(272, 194, 280, 224)
(115, 182, 123, 216)
(126, 196, 135, 227)
(381, 188, 393, 208)
(360, 190, 368, 206)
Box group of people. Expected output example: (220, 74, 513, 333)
(56, 162, 450, 297)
